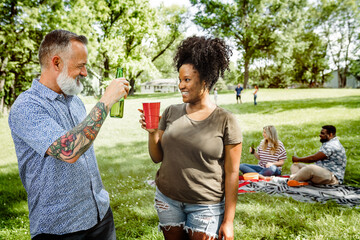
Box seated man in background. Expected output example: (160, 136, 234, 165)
(288, 125, 347, 187)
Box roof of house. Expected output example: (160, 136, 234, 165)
(141, 79, 178, 86)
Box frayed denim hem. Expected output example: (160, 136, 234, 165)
(158, 222, 185, 232)
(158, 224, 218, 239)
(184, 226, 218, 239)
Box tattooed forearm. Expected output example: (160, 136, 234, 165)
(47, 102, 108, 162)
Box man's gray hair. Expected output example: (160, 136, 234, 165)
(38, 29, 88, 69)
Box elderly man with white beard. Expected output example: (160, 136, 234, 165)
(8, 29, 129, 240)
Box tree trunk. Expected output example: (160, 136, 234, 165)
(0, 55, 8, 114)
(129, 78, 135, 95)
(100, 52, 110, 95)
(243, 58, 250, 89)
(340, 74, 346, 88)
(0, 96, 4, 115)
(0, 78, 5, 114)
(337, 69, 346, 88)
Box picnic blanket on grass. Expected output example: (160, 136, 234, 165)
(238, 177, 360, 207)
(146, 178, 360, 207)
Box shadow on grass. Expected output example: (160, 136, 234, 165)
(222, 95, 360, 115)
(96, 141, 161, 238)
(0, 164, 28, 223)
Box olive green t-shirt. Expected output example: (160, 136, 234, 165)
(156, 103, 242, 204)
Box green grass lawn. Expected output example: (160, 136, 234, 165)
(1, 88, 360, 239)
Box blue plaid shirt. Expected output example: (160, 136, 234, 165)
(8, 79, 110, 238)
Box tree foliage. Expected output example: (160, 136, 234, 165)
(191, 0, 285, 89)
(0, 0, 185, 113)
(315, 0, 360, 87)
(0, 0, 68, 112)
(349, 58, 360, 81)
(71, 0, 186, 95)
(191, 0, 359, 88)
(1, 0, 360, 113)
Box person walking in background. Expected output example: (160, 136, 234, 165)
(288, 125, 346, 187)
(8, 29, 129, 240)
(214, 87, 218, 105)
(240, 125, 286, 177)
(139, 36, 242, 240)
(253, 85, 258, 105)
(235, 83, 243, 104)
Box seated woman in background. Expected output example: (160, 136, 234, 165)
(240, 125, 286, 177)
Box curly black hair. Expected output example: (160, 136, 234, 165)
(174, 36, 232, 90)
(322, 125, 336, 135)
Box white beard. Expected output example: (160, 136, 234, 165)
(56, 65, 84, 96)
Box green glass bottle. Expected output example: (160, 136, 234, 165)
(110, 68, 125, 118)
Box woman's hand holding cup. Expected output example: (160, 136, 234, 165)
(138, 108, 159, 133)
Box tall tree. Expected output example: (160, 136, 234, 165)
(0, 0, 74, 112)
(132, 5, 186, 89)
(190, 0, 339, 88)
(273, 1, 330, 87)
(316, 0, 360, 87)
(190, 0, 290, 89)
(291, 31, 330, 87)
(89, 0, 185, 95)
(0, 0, 186, 113)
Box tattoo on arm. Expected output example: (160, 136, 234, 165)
(47, 102, 108, 162)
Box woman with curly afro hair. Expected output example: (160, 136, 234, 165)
(139, 36, 243, 240)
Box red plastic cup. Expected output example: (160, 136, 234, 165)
(142, 102, 160, 129)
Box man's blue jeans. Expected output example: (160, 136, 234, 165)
(240, 163, 281, 176)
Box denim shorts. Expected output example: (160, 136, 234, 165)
(154, 187, 225, 238)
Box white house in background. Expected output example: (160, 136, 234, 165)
(324, 70, 360, 88)
(140, 79, 179, 93)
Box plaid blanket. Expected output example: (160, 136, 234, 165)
(238, 177, 360, 207)
(146, 178, 360, 207)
